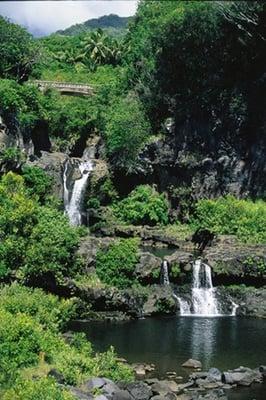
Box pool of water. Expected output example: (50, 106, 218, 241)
(70, 316, 266, 399)
(140, 246, 177, 259)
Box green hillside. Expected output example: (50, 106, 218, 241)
(57, 13, 133, 37)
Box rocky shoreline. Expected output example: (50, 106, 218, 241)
(56, 362, 266, 400)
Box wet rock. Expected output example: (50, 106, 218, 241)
(151, 380, 180, 395)
(132, 363, 156, 378)
(126, 382, 153, 400)
(207, 368, 222, 382)
(222, 368, 262, 386)
(182, 359, 202, 369)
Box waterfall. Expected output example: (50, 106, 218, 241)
(177, 260, 221, 317)
(191, 260, 220, 316)
(63, 160, 69, 206)
(161, 260, 170, 285)
(63, 159, 93, 226)
(231, 300, 239, 316)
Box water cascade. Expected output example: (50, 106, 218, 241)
(177, 260, 221, 317)
(161, 260, 170, 285)
(63, 159, 93, 226)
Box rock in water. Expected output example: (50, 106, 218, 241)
(182, 359, 202, 369)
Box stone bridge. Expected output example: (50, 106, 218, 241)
(31, 80, 94, 96)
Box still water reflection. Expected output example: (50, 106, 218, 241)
(70, 317, 266, 399)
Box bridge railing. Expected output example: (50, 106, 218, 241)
(29, 80, 95, 92)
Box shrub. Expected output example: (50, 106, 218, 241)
(0, 309, 53, 385)
(22, 166, 53, 204)
(0, 284, 76, 332)
(2, 377, 75, 400)
(23, 206, 81, 283)
(113, 185, 169, 225)
(190, 196, 266, 243)
(105, 93, 151, 171)
(96, 238, 140, 288)
(52, 334, 133, 385)
(0, 172, 81, 283)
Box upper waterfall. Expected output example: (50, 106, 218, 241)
(63, 147, 94, 225)
(161, 260, 170, 285)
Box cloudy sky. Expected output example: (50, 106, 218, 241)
(0, 1, 138, 36)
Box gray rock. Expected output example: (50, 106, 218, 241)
(207, 368, 222, 382)
(113, 390, 134, 400)
(126, 382, 153, 400)
(25, 151, 68, 198)
(85, 377, 107, 390)
(135, 252, 162, 283)
(222, 369, 262, 386)
(182, 359, 202, 369)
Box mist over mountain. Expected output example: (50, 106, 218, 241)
(56, 14, 133, 36)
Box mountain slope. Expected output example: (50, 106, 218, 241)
(57, 14, 133, 37)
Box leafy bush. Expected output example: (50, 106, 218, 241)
(0, 172, 81, 283)
(113, 185, 169, 225)
(0, 16, 37, 81)
(0, 286, 133, 391)
(2, 377, 75, 400)
(23, 206, 81, 283)
(0, 284, 76, 332)
(96, 238, 139, 288)
(22, 166, 53, 204)
(191, 196, 266, 243)
(0, 309, 52, 384)
(105, 93, 151, 171)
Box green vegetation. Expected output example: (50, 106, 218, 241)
(113, 185, 169, 225)
(104, 94, 151, 171)
(57, 14, 132, 37)
(0, 172, 80, 283)
(2, 377, 75, 400)
(0, 16, 37, 81)
(190, 196, 266, 244)
(0, 2, 266, 393)
(0, 284, 76, 332)
(0, 284, 133, 397)
(22, 166, 53, 203)
(96, 238, 140, 289)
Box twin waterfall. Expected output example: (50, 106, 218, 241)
(179, 260, 220, 316)
(162, 259, 237, 317)
(63, 157, 94, 226)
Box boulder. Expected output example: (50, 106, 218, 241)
(207, 368, 222, 382)
(85, 377, 107, 390)
(135, 252, 162, 283)
(182, 359, 202, 369)
(113, 390, 134, 400)
(221, 368, 262, 386)
(151, 380, 180, 395)
(126, 382, 153, 400)
(25, 151, 68, 198)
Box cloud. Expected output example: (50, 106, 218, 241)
(0, 1, 138, 36)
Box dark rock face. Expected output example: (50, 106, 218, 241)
(135, 253, 162, 284)
(25, 151, 68, 199)
(203, 236, 266, 286)
(118, 119, 266, 200)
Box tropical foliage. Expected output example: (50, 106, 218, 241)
(96, 238, 140, 288)
(113, 185, 169, 225)
(190, 196, 266, 244)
